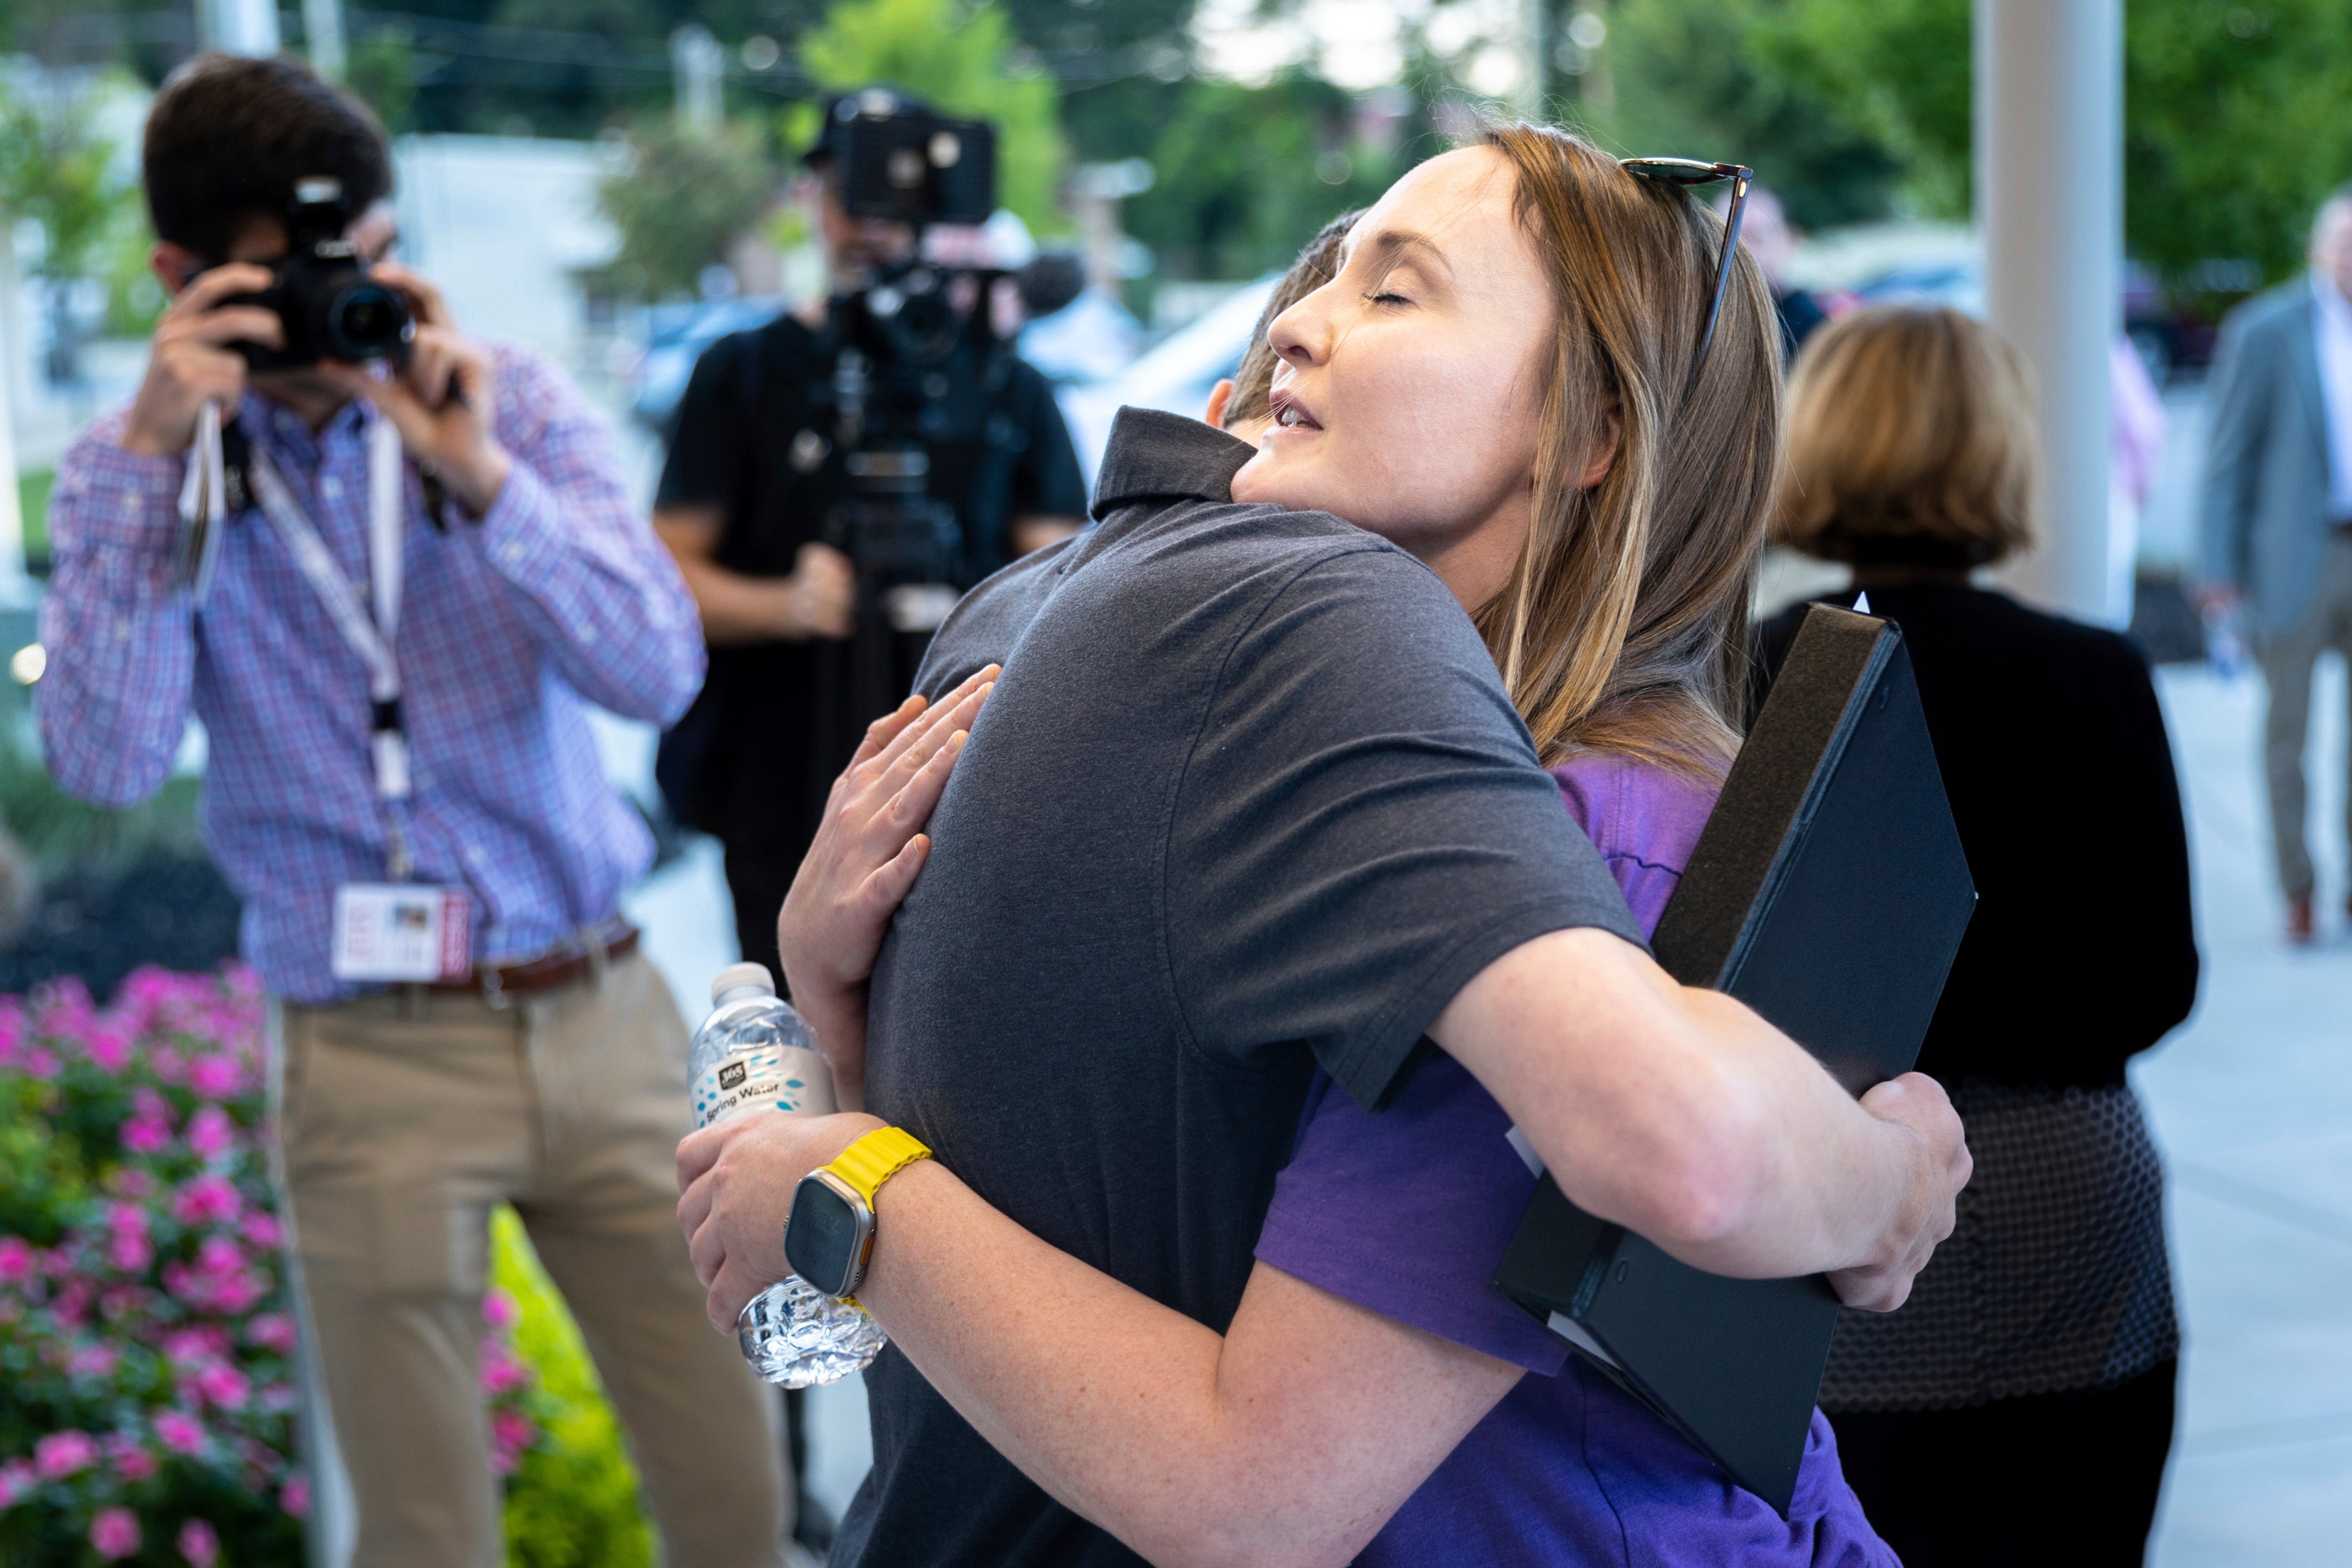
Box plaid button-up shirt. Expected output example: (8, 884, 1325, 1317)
(38, 343, 706, 1002)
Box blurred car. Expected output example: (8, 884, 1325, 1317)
(1056, 275, 1279, 481)
(619, 296, 785, 431)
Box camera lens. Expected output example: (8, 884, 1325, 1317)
(326, 282, 413, 361)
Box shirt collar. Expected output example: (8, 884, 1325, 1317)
(1088, 407, 1257, 522)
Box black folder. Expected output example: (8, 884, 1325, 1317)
(1492, 604, 1976, 1516)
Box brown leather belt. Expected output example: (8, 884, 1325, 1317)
(430, 917, 640, 1001)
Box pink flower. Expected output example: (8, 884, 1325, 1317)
(163, 1325, 232, 1366)
(173, 1174, 242, 1227)
(98, 1284, 151, 1322)
(482, 1289, 519, 1329)
(120, 1118, 171, 1155)
(67, 1343, 118, 1378)
(50, 1279, 93, 1331)
(479, 1345, 530, 1396)
(83, 1026, 130, 1073)
(177, 1517, 221, 1567)
(89, 1505, 140, 1560)
(107, 1233, 153, 1274)
(489, 1408, 536, 1475)
(108, 1167, 156, 1199)
(0, 1457, 34, 1508)
(34, 1428, 98, 1479)
(104, 1431, 156, 1482)
(280, 1472, 311, 1517)
(246, 1312, 298, 1355)
(20, 1048, 57, 1080)
(240, 1209, 282, 1250)
(0, 1237, 34, 1284)
(154, 1408, 207, 1456)
(130, 1086, 171, 1122)
(190, 1361, 250, 1409)
(185, 1104, 237, 1160)
(187, 1053, 240, 1100)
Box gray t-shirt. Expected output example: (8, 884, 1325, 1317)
(838, 408, 1643, 1568)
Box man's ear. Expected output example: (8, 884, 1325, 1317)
(151, 241, 202, 299)
(1203, 378, 1234, 430)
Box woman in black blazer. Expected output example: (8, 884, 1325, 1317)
(1756, 306, 2199, 1567)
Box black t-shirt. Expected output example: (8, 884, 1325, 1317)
(839, 408, 1644, 1568)
(654, 312, 1086, 857)
(1757, 582, 2197, 1089)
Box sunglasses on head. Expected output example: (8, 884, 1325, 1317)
(1619, 158, 1755, 396)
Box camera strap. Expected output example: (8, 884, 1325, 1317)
(175, 400, 232, 605)
(243, 412, 418, 880)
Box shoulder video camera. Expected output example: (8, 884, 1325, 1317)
(226, 176, 414, 368)
(823, 90, 996, 229)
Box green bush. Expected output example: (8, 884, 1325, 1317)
(495, 1209, 654, 1568)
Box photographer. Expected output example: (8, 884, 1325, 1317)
(652, 89, 1085, 986)
(37, 54, 787, 1565)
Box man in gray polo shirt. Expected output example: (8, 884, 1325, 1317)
(683, 408, 1968, 1568)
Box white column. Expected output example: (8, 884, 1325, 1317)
(671, 24, 725, 135)
(1975, 0, 2123, 626)
(304, 0, 349, 79)
(199, 0, 283, 56)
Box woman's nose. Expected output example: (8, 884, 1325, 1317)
(1266, 292, 1328, 367)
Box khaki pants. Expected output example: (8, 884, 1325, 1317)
(274, 951, 786, 1568)
(2256, 532, 2352, 900)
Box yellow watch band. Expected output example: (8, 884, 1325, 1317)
(825, 1125, 932, 1207)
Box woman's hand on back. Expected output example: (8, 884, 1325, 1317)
(777, 665, 997, 1108)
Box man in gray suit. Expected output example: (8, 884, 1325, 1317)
(2202, 185, 2352, 943)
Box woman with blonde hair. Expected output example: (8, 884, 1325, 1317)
(1759, 304, 2196, 1566)
(685, 129, 1952, 1567)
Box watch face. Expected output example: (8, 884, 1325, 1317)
(785, 1171, 870, 1297)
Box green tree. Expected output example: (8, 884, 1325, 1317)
(791, 0, 1067, 233)
(2125, 0, 2352, 304)
(1750, 0, 2352, 304)
(0, 78, 138, 381)
(1126, 74, 1394, 282)
(1599, 0, 1907, 231)
(1747, 0, 1971, 220)
(596, 118, 779, 299)
(0, 84, 125, 289)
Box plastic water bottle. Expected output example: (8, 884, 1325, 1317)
(690, 962, 887, 1388)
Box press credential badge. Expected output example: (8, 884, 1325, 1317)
(331, 884, 473, 983)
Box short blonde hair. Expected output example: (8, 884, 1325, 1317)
(1774, 305, 2036, 567)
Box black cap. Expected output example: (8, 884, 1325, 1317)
(803, 86, 941, 166)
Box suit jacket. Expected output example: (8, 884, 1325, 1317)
(2199, 280, 2340, 634)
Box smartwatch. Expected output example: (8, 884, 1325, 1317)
(783, 1126, 932, 1301)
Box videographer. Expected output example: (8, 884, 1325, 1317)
(652, 88, 1085, 989)
(37, 54, 788, 1565)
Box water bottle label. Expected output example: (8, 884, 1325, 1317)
(692, 1044, 837, 1127)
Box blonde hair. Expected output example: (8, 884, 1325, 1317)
(1774, 305, 2036, 567)
(1475, 125, 1784, 780)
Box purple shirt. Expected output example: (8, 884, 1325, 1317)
(37, 345, 704, 1001)
(1256, 752, 1894, 1567)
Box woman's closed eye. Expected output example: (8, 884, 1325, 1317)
(1365, 289, 1413, 308)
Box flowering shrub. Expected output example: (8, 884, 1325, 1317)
(0, 966, 547, 1564)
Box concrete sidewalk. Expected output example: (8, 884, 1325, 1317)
(2143, 657, 2351, 1566)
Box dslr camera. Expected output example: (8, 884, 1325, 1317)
(227, 176, 413, 368)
